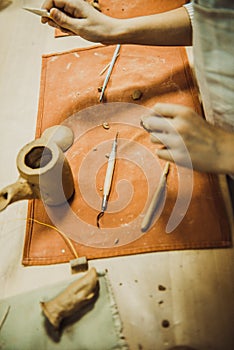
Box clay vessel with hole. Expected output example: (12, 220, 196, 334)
(0, 125, 74, 211)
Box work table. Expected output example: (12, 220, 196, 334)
(0, 1, 233, 349)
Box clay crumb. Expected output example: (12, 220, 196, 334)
(158, 284, 166, 291)
(90, 0, 101, 11)
(132, 90, 142, 100)
(102, 122, 110, 129)
(161, 319, 170, 328)
(98, 86, 103, 92)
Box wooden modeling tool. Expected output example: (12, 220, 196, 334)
(141, 162, 170, 233)
(23, 7, 51, 18)
(97, 132, 118, 228)
(99, 44, 121, 102)
(99, 54, 120, 76)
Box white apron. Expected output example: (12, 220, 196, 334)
(193, 0, 234, 132)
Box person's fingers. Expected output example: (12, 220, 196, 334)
(150, 133, 178, 147)
(152, 102, 193, 119)
(43, 0, 76, 11)
(43, 17, 74, 36)
(41, 16, 49, 24)
(150, 133, 162, 144)
(141, 115, 174, 134)
(49, 7, 82, 33)
(156, 148, 174, 162)
(44, 18, 61, 29)
(41, 1, 60, 24)
(41, 0, 89, 24)
(42, 0, 55, 10)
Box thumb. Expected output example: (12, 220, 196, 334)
(50, 8, 80, 34)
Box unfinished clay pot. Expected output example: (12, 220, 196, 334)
(0, 125, 74, 211)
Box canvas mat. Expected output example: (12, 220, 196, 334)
(22, 43, 231, 266)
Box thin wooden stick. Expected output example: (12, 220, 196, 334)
(99, 44, 121, 102)
(23, 7, 51, 18)
(0, 305, 10, 331)
(99, 54, 120, 76)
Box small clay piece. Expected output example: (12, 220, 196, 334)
(158, 284, 167, 291)
(131, 89, 143, 100)
(40, 267, 99, 329)
(70, 256, 89, 274)
(102, 122, 110, 129)
(0, 125, 75, 211)
(161, 319, 170, 328)
(41, 125, 74, 152)
(97, 86, 103, 92)
(0, 177, 39, 212)
(90, 0, 101, 11)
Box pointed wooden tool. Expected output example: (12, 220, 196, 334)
(23, 7, 51, 18)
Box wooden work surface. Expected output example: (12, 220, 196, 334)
(0, 1, 233, 349)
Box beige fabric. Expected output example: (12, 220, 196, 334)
(0, 272, 129, 350)
(192, 1, 234, 131)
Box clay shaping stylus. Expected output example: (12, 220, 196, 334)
(23, 7, 51, 18)
(97, 133, 118, 228)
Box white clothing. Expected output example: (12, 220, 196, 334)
(184, 1, 234, 132)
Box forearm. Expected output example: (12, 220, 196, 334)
(108, 7, 192, 46)
(42, 1, 192, 46)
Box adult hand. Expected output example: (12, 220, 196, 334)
(141, 103, 234, 174)
(41, 0, 119, 43)
(41, 1, 192, 46)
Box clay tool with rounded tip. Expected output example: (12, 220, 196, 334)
(97, 132, 118, 228)
(99, 44, 121, 102)
(141, 162, 170, 233)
